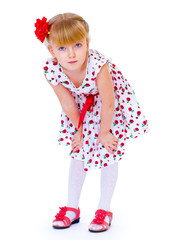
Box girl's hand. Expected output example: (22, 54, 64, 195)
(96, 132, 119, 154)
(71, 130, 83, 153)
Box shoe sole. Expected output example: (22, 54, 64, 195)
(88, 223, 111, 233)
(52, 218, 80, 229)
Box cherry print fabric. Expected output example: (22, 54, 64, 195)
(42, 49, 149, 171)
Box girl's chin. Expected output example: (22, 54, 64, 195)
(62, 65, 82, 72)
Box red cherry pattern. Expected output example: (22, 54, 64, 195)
(42, 49, 148, 171)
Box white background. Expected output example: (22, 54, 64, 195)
(0, 0, 174, 239)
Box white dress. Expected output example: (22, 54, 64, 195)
(42, 49, 149, 171)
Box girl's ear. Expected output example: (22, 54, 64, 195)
(47, 45, 55, 58)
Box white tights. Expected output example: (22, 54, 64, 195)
(97, 161, 118, 211)
(67, 159, 118, 211)
(67, 159, 87, 209)
(53, 159, 118, 226)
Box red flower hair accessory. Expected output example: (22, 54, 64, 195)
(34, 17, 50, 43)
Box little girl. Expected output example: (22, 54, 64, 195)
(34, 13, 148, 232)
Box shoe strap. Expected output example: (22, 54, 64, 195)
(53, 215, 71, 225)
(91, 219, 109, 227)
(93, 209, 113, 224)
(54, 206, 80, 222)
(97, 209, 113, 220)
(66, 207, 80, 220)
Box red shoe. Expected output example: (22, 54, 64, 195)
(52, 206, 80, 229)
(88, 209, 113, 232)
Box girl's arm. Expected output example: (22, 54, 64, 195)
(96, 63, 118, 153)
(46, 79, 83, 134)
(96, 63, 115, 135)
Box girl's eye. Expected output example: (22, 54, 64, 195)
(58, 47, 65, 51)
(75, 43, 81, 48)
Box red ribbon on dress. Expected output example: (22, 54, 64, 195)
(77, 93, 99, 139)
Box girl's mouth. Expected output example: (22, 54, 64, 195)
(68, 61, 77, 64)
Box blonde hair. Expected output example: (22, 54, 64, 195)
(46, 13, 90, 46)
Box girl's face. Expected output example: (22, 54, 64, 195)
(48, 38, 89, 72)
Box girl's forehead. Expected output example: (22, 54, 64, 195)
(54, 38, 87, 47)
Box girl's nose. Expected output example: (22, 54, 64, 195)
(68, 47, 76, 58)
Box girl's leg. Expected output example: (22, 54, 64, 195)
(98, 162, 118, 211)
(89, 162, 118, 230)
(53, 159, 86, 227)
(67, 158, 86, 209)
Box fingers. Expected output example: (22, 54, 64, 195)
(72, 142, 79, 150)
(72, 135, 82, 143)
(106, 146, 117, 154)
(111, 143, 118, 150)
(72, 146, 79, 153)
(71, 141, 83, 153)
(113, 138, 119, 143)
(71, 138, 83, 147)
(71, 139, 78, 145)
(106, 140, 118, 154)
(72, 143, 80, 153)
(105, 146, 115, 154)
